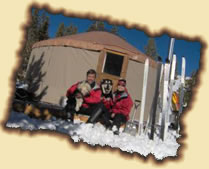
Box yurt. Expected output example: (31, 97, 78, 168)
(26, 31, 160, 123)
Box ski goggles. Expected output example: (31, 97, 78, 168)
(117, 81, 126, 87)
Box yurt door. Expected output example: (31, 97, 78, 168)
(96, 50, 129, 90)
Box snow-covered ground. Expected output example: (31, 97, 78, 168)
(6, 75, 184, 160)
(6, 110, 180, 160)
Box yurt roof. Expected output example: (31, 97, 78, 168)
(33, 31, 157, 67)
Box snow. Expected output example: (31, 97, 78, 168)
(6, 111, 180, 160)
(71, 123, 179, 159)
(8, 75, 183, 160)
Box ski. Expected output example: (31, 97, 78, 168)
(165, 54, 177, 131)
(138, 58, 149, 135)
(159, 38, 175, 141)
(157, 64, 164, 126)
(155, 55, 176, 132)
(168, 38, 175, 61)
(144, 57, 164, 138)
(159, 60, 170, 140)
(176, 56, 186, 134)
(149, 59, 163, 140)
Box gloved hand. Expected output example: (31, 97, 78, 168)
(111, 113, 115, 118)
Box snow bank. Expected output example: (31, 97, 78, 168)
(6, 111, 180, 160)
(71, 123, 179, 160)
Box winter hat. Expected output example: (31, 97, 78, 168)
(118, 78, 126, 86)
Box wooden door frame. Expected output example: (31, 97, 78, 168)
(96, 49, 129, 89)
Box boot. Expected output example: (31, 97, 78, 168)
(64, 105, 75, 122)
(87, 107, 103, 123)
(112, 125, 119, 135)
(111, 114, 126, 135)
(100, 113, 112, 129)
(67, 111, 75, 122)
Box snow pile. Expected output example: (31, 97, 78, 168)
(71, 123, 179, 160)
(6, 111, 180, 160)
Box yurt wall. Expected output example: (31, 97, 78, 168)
(26, 46, 100, 104)
(126, 59, 159, 124)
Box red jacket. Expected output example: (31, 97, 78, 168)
(66, 81, 101, 108)
(111, 90, 133, 120)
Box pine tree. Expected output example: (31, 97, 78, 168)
(144, 38, 158, 60)
(183, 71, 197, 107)
(17, 9, 50, 81)
(97, 21, 105, 31)
(64, 23, 78, 36)
(28, 9, 40, 42)
(110, 25, 119, 34)
(87, 22, 97, 32)
(39, 12, 49, 41)
(55, 23, 65, 37)
(87, 21, 105, 32)
(17, 9, 40, 81)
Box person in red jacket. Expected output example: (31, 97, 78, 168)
(65, 69, 101, 121)
(100, 78, 133, 134)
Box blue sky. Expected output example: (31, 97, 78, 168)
(42, 10, 201, 77)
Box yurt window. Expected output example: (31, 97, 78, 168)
(103, 52, 124, 76)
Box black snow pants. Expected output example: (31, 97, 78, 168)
(100, 111, 127, 130)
